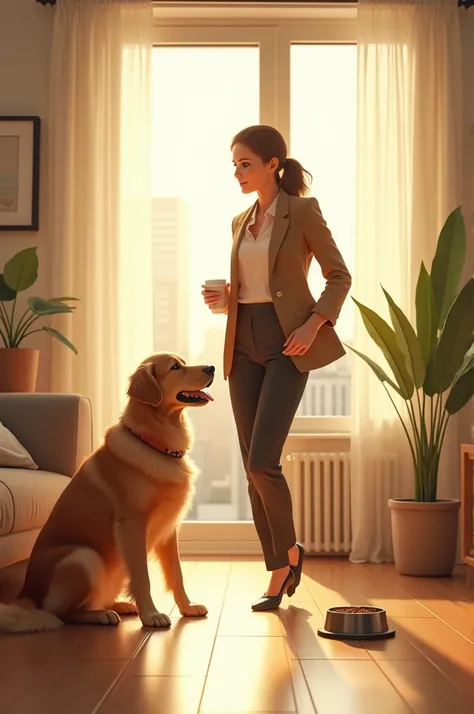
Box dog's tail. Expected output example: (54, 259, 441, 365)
(0, 598, 63, 634)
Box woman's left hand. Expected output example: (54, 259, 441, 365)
(282, 313, 326, 357)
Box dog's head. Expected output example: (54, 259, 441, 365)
(127, 353, 214, 410)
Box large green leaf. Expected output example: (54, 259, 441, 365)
(383, 287, 425, 388)
(452, 344, 474, 383)
(431, 206, 466, 329)
(415, 262, 438, 367)
(3, 247, 38, 292)
(424, 277, 474, 396)
(27, 297, 75, 316)
(49, 296, 80, 303)
(445, 359, 474, 414)
(0, 274, 16, 302)
(352, 298, 414, 399)
(345, 344, 403, 396)
(43, 326, 78, 355)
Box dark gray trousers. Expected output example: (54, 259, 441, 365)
(229, 303, 309, 570)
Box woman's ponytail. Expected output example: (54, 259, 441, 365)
(279, 157, 312, 197)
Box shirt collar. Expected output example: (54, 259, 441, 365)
(249, 194, 279, 222)
(266, 195, 278, 217)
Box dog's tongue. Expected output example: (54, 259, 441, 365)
(192, 390, 214, 402)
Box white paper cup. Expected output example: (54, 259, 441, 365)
(205, 279, 227, 314)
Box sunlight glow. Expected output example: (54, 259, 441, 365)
(150, 44, 356, 521)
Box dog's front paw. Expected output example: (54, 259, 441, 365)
(111, 601, 138, 616)
(99, 609, 121, 626)
(179, 602, 208, 618)
(140, 611, 171, 628)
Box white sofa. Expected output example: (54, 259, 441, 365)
(0, 393, 93, 570)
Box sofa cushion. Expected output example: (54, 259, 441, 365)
(0, 481, 14, 536)
(0, 422, 38, 470)
(0, 528, 42, 570)
(0, 469, 70, 535)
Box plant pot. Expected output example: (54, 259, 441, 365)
(389, 498, 460, 577)
(0, 348, 39, 392)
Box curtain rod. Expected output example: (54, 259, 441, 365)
(35, 1, 474, 8)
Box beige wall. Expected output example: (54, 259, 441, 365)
(0, 0, 53, 391)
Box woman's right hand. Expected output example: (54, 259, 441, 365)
(201, 283, 230, 310)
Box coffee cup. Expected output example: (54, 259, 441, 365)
(204, 279, 227, 314)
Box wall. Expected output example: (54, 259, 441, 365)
(0, 0, 54, 391)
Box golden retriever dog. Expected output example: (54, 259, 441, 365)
(0, 353, 214, 634)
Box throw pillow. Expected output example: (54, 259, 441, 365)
(0, 422, 38, 470)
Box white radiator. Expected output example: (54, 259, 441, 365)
(287, 452, 352, 554)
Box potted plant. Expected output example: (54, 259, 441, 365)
(348, 207, 473, 576)
(0, 247, 78, 392)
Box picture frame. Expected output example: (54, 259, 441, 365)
(0, 116, 41, 231)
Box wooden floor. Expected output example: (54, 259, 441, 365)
(0, 556, 473, 714)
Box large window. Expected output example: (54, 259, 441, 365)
(150, 16, 356, 536)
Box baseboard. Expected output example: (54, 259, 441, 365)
(179, 539, 263, 555)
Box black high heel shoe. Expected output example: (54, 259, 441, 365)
(251, 568, 295, 612)
(287, 542, 304, 597)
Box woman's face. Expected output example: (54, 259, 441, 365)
(232, 143, 278, 195)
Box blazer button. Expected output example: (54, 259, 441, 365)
(276, 291, 283, 298)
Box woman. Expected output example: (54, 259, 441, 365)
(202, 125, 351, 611)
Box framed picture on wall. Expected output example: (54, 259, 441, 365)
(0, 116, 40, 231)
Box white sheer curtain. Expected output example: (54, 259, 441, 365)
(350, 0, 463, 563)
(48, 0, 153, 446)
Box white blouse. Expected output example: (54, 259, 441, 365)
(237, 195, 278, 304)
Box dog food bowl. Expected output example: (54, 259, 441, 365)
(317, 606, 395, 641)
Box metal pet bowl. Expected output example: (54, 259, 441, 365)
(317, 606, 396, 641)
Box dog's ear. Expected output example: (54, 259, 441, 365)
(127, 362, 162, 406)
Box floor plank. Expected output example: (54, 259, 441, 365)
(376, 660, 471, 714)
(128, 616, 219, 677)
(200, 635, 296, 713)
(97, 676, 206, 714)
(9, 659, 125, 714)
(68, 618, 151, 660)
(0, 628, 86, 712)
(301, 660, 413, 714)
(391, 616, 474, 695)
(391, 573, 474, 642)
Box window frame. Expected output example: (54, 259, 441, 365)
(151, 7, 355, 549)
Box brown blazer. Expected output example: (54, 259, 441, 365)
(223, 189, 352, 380)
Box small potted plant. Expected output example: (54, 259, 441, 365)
(0, 247, 78, 392)
(349, 207, 473, 576)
